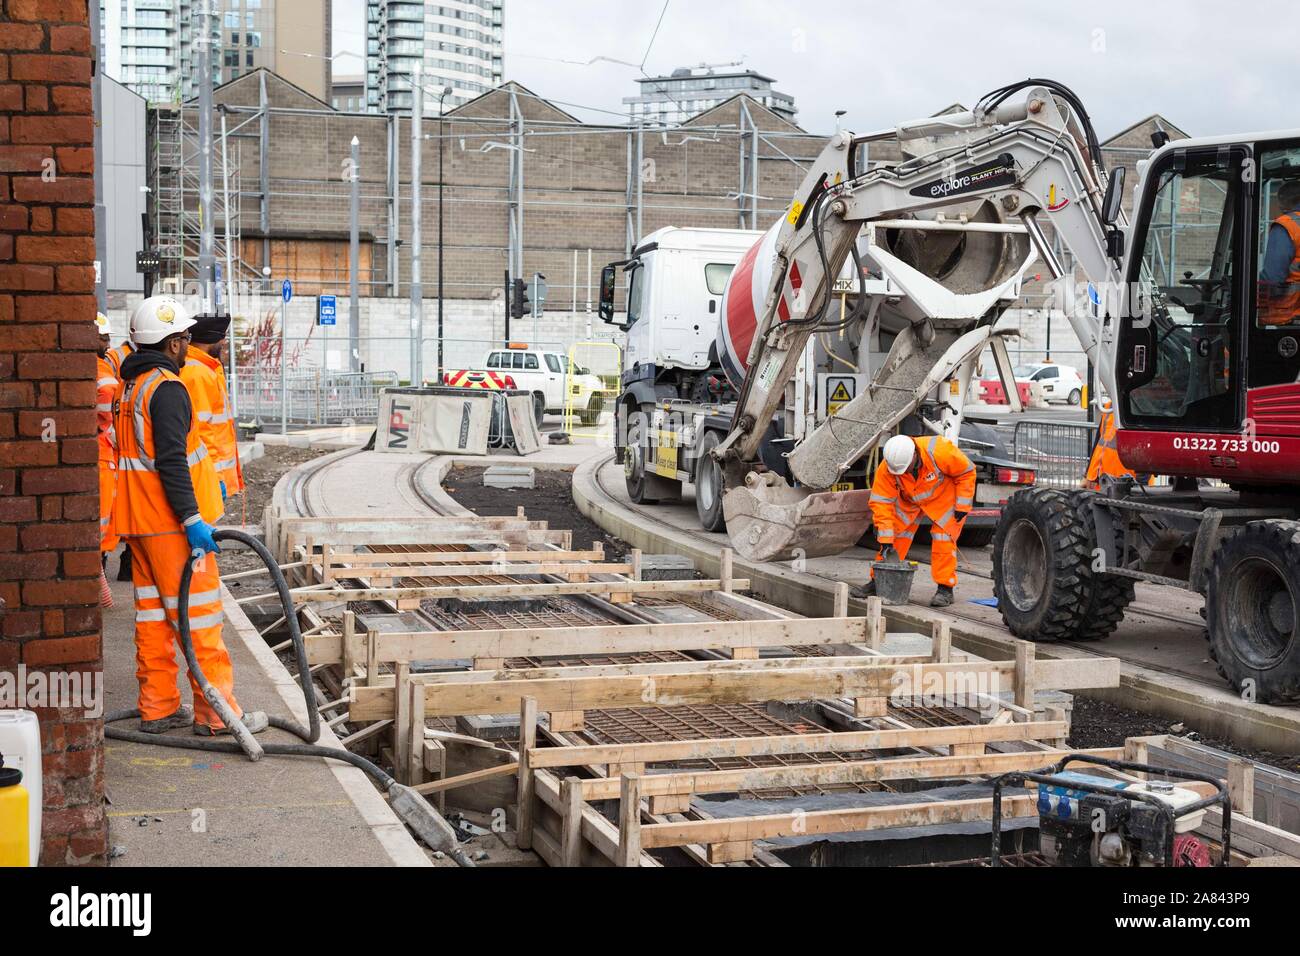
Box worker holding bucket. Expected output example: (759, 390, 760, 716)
(853, 434, 976, 608)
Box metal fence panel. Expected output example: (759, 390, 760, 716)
(1010, 419, 1097, 490)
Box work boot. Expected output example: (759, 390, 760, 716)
(139, 706, 194, 735)
(194, 710, 269, 737)
(849, 579, 876, 600)
(116, 546, 133, 582)
(930, 585, 955, 608)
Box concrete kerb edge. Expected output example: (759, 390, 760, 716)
(220, 582, 432, 867)
(570, 453, 1300, 756)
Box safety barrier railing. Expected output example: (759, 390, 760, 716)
(235, 369, 400, 428)
(562, 341, 623, 442)
(1009, 419, 1097, 490)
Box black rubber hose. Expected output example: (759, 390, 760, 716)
(104, 528, 476, 866)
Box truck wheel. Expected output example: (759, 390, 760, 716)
(532, 393, 545, 427)
(959, 525, 995, 549)
(1206, 520, 1300, 704)
(694, 430, 727, 532)
(993, 487, 1103, 642)
(1071, 492, 1135, 642)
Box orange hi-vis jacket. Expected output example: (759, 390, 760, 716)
(869, 435, 977, 545)
(180, 348, 243, 495)
(1261, 212, 1300, 326)
(114, 365, 223, 536)
(105, 340, 135, 379)
(1085, 410, 1135, 489)
(96, 356, 120, 551)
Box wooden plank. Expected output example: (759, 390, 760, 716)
(527, 720, 1071, 769)
(639, 794, 1039, 849)
(412, 761, 519, 796)
(560, 777, 583, 868)
(1014, 641, 1035, 716)
(290, 577, 751, 603)
(322, 548, 605, 565)
(407, 675, 426, 786)
(719, 547, 733, 593)
(304, 616, 871, 667)
(352, 661, 1043, 720)
(1031, 655, 1121, 691)
(616, 773, 642, 867)
(577, 748, 1123, 801)
(708, 841, 753, 864)
(324, 561, 634, 581)
(393, 662, 412, 785)
(533, 769, 660, 867)
(549, 710, 585, 733)
(931, 621, 951, 663)
(516, 696, 538, 851)
(1228, 758, 1256, 818)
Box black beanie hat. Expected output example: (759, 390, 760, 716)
(190, 313, 231, 344)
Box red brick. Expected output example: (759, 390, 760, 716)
(0, 55, 8, 82)
(24, 635, 102, 668)
(0, 438, 57, 465)
(0, 322, 55, 350)
(16, 292, 96, 323)
(18, 350, 94, 379)
(24, 86, 47, 113)
(9, 57, 91, 87)
(51, 85, 91, 115)
(0, 380, 33, 407)
(41, 609, 63, 636)
(60, 436, 97, 465)
(58, 320, 97, 349)
(37, 835, 68, 867)
(21, 521, 95, 550)
(29, 205, 50, 231)
(55, 264, 94, 291)
(68, 828, 106, 861)
(0, 263, 53, 290)
(57, 380, 95, 406)
(8, 0, 89, 24)
(16, 235, 93, 264)
(22, 578, 99, 608)
(0, 233, 11, 259)
(0, 23, 43, 50)
(20, 465, 96, 495)
(54, 206, 91, 233)
(0, 203, 24, 228)
(0, 84, 23, 111)
(1, 610, 41, 640)
(39, 495, 61, 520)
(0, 496, 36, 522)
(0, 642, 18, 667)
(10, 176, 92, 205)
(0, 550, 57, 578)
(0, 525, 14, 549)
(41, 806, 103, 842)
(17, 408, 94, 437)
(49, 25, 90, 54)
(61, 493, 98, 521)
(62, 605, 99, 634)
(0, 582, 18, 608)
(54, 146, 92, 174)
(62, 549, 102, 577)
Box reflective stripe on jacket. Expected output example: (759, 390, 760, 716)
(96, 355, 118, 463)
(106, 341, 134, 379)
(1085, 410, 1135, 489)
(114, 365, 223, 536)
(869, 435, 976, 543)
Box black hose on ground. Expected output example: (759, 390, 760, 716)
(104, 528, 476, 867)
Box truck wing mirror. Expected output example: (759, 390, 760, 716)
(1102, 166, 1126, 226)
(598, 264, 619, 325)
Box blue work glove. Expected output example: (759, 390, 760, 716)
(219, 480, 228, 503)
(185, 519, 220, 556)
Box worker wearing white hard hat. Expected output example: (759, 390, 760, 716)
(114, 295, 267, 737)
(853, 433, 977, 608)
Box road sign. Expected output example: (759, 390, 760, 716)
(282, 279, 293, 303)
(529, 273, 547, 305)
(318, 294, 337, 327)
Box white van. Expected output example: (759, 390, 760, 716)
(483, 344, 606, 425)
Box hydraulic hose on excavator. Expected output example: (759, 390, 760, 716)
(104, 528, 476, 867)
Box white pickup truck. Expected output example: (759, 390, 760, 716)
(481, 344, 606, 425)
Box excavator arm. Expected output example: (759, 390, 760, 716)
(719, 83, 1127, 561)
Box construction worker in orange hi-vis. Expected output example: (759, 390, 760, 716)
(95, 313, 119, 610)
(1085, 401, 1139, 491)
(113, 295, 267, 737)
(852, 433, 977, 608)
(106, 334, 138, 583)
(180, 314, 243, 503)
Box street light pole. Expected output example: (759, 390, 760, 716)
(349, 135, 360, 373)
(437, 85, 451, 385)
(409, 62, 423, 386)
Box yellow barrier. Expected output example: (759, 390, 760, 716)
(563, 341, 622, 441)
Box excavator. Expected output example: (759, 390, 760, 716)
(711, 78, 1300, 703)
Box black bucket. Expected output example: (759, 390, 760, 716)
(872, 560, 919, 605)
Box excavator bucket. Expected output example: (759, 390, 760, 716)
(723, 477, 875, 563)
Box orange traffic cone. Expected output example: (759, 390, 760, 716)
(99, 569, 114, 609)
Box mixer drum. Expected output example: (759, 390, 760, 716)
(715, 200, 1030, 390)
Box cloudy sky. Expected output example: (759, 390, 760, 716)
(333, 0, 1296, 138)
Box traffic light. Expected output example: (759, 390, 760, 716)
(510, 277, 530, 320)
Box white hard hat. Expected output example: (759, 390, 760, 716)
(883, 435, 916, 475)
(94, 312, 110, 334)
(130, 295, 195, 346)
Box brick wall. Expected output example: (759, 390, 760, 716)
(0, 0, 107, 865)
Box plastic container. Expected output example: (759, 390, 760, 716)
(872, 560, 919, 605)
(0, 710, 40, 866)
(0, 752, 28, 866)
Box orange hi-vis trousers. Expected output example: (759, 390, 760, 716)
(129, 532, 240, 729)
(874, 518, 965, 588)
